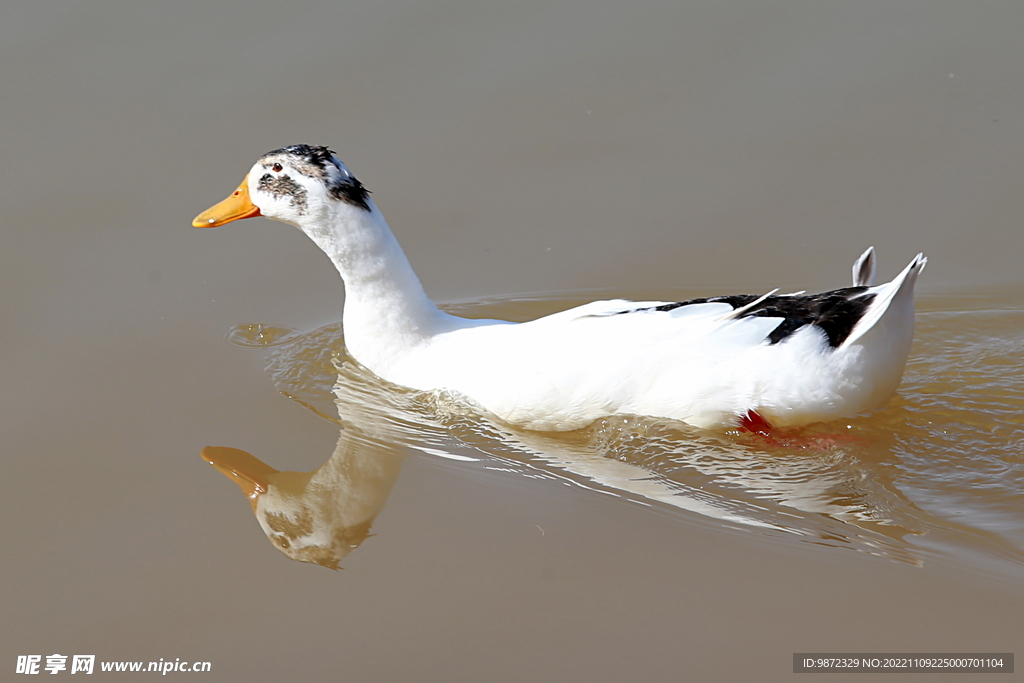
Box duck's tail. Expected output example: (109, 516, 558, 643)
(842, 253, 927, 350)
(851, 246, 878, 287)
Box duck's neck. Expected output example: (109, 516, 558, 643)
(300, 199, 448, 374)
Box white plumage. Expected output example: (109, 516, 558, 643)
(194, 145, 925, 432)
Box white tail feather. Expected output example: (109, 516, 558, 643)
(842, 253, 926, 348)
(852, 246, 877, 287)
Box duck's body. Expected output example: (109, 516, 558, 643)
(195, 145, 925, 431)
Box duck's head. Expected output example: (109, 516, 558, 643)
(192, 144, 371, 229)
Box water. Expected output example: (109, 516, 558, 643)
(4, 2, 1024, 681)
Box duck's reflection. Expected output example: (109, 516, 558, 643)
(450, 411, 927, 564)
(205, 319, 943, 569)
(203, 434, 401, 570)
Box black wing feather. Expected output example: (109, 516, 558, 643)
(636, 287, 876, 348)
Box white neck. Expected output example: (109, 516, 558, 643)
(298, 198, 451, 375)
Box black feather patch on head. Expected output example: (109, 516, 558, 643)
(257, 173, 307, 213)
(328, 175, 371, 211)
(262, 145, 339, 178)
(260, 144, 372, 212)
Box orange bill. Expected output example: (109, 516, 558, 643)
(201, 446, 280, 511)
(192, 175, 262, 228)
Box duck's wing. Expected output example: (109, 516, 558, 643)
(561, 250, 924, 351)
(570, 287, 876, 349)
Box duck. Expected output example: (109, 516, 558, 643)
(193, 144, 926, 432)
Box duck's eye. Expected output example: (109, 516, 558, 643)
(272, 163, 283, 172)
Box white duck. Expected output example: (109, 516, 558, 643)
(194, 145, 926, 432)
